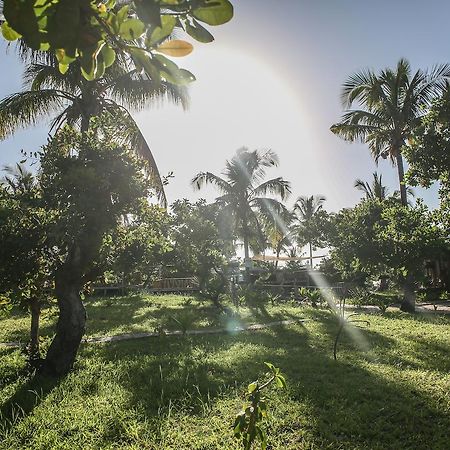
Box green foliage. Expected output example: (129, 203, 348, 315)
(298, 287, 323, 306)
(233, 362, 286, 450)
(101, 204, 172, 285)
(405, 91, 450, 237)
(2, 0, 233, 81)
(164, 199, 234, 291)
(327, 200, 446, 285)
(347, 287, 371, 309)
(0, 164, 53, 312)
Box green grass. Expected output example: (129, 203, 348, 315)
(1, 295, 449, 449)
(0, 294, 297, 343)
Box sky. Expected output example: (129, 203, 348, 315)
(0, 0, 449, 212)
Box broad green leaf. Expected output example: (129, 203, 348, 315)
(247, 382, 258, 394)
(156, 39, 193, 57)
(116, 5, 129, 24)
(185, 19, 214, 43)
(193, 0, 233, 26)
(149, 15, 176, 45)
(55, 49, 76, 65)
(130, 48, 161, 84)
(58, 63, 69, 74)
(1, 22, 21, 41)
(119, 18, 145, 41)
(101, 45, 116, 68)
(134, 0, 161, 27)
(275, 374, 286, 389)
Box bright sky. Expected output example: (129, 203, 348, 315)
(1, 0, 448, 212)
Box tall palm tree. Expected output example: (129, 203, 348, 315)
(331, 58, 450, 207)
(355, 171, 414, 204)
(293, 195, 326, 268)
(192, 148, 291, 281)
(0, 54, 187, 205)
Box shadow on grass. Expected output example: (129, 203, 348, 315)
(79, 314, 449, 449)
(0, 364, 61, 435)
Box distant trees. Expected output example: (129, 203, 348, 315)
(331, 58, 450, 206)
(292, 195, 327, 268)
(164, 199, 235, 291)
(325, 200, 446, 311)
(192, 148, 291, 281)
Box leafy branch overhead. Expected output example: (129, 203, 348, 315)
(1, 0, 233, 81)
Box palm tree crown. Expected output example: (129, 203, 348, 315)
(192, 148, 291, 276)
(354, 172, 389, 201)
(331, 58, 450, 206)
(0, 54, 187, 205)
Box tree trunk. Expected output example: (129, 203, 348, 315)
(44, 266, 86, 376)
(29, 297, 41, 358)
(309, 242, 313, 268)
(243, 229, 251, 284)
(400, 273, 416, 313)
(395, 152, 408, 207)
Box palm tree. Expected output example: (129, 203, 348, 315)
(355, 172, 414, 204)
(331, 58, 450, 207)
(192, 148, 291, 281)
(354, 172, 389, 201)
(0, 54, 187, 205)
(262, 208, 294, 269)
(293, 195, 326, 268)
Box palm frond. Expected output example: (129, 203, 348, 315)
(191, 171, 232, 194)
(253, 177, 291, 201)
(0, 90, 68, 140)
(103, 105, 168, 207)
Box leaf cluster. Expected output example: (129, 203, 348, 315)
(2, 0, 233, 81)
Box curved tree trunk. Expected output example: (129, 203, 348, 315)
(44, 249, 87, 376)
(395, 152, 408, 207)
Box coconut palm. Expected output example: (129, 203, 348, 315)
(0, 54, 187, 205)
(261, 208, 294, 269)
(331, 58, 450, 207)
(354, 172, 389, 201)
(355, 172, 415, 205)
(192, 148, 291, 281)
(293, 195, 326, 268)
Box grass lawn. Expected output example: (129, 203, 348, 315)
(1, 294, 449, 449)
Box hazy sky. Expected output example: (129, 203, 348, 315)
(0, 0, 448, 212)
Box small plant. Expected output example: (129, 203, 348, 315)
(371, 293, 395, 312)
(298, 287, 322, 307)
(334, 296, 369, 360)
(233, 362, 286, 450)
(169, 310, 198, 334)
(347, 287, 371, 309)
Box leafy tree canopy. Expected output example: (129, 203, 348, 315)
(1, 0, 233, 81)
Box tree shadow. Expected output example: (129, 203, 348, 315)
(0, 358, 61, 435)
(80, 316, 449, 449)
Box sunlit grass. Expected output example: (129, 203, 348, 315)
(0, 295, 449, 449)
